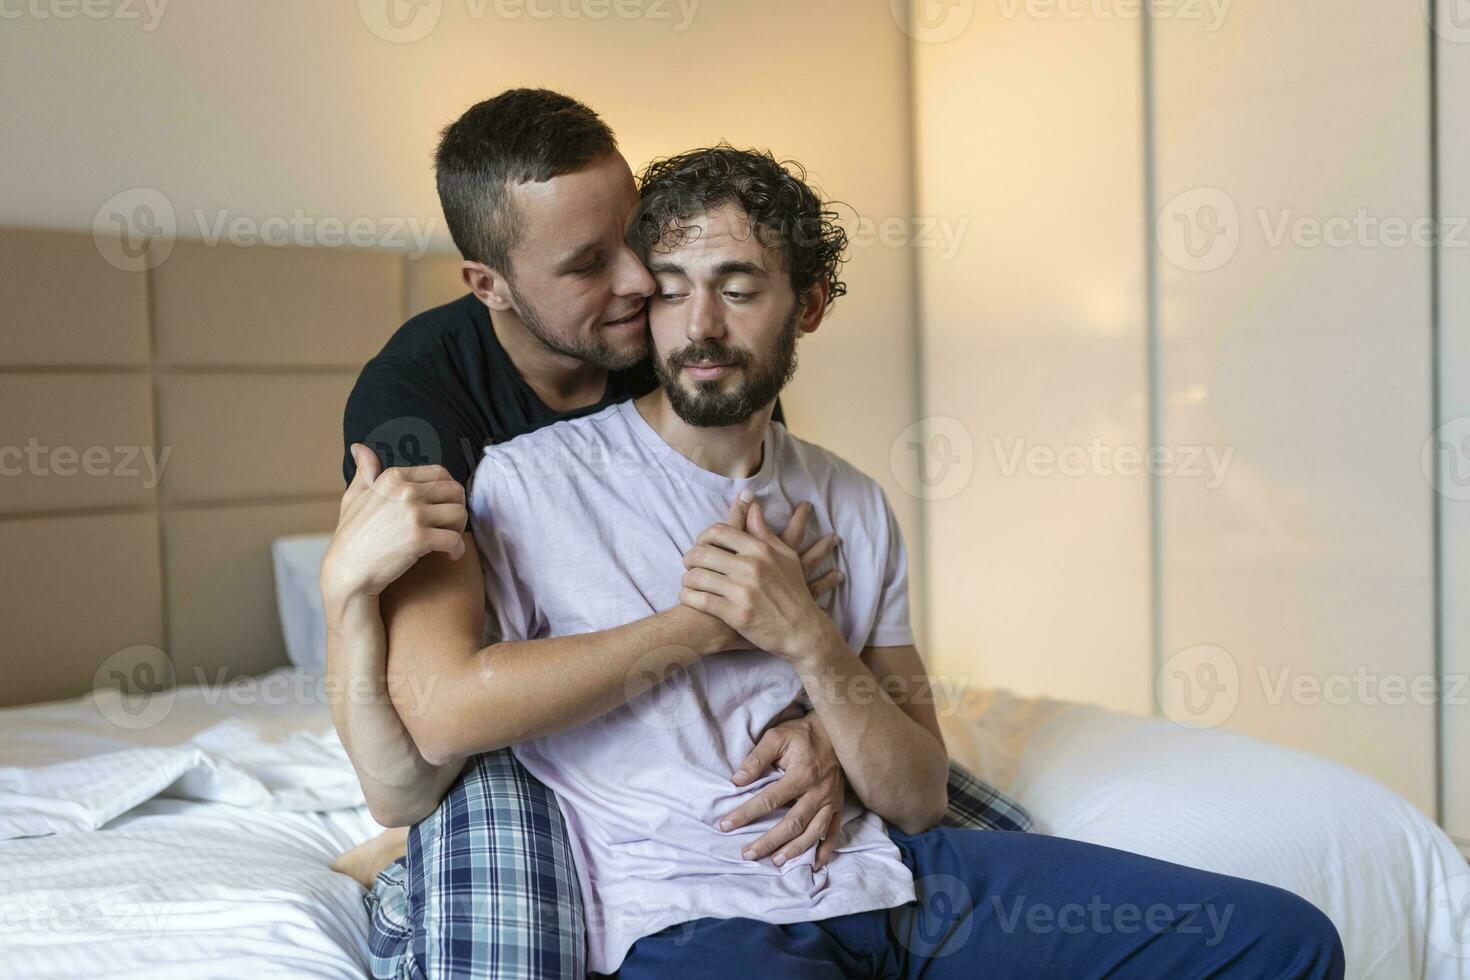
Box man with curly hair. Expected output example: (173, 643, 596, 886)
(323, 90, 1033, 980)
(433, 144, 1344, 977)
(324, 89, 1343, 977)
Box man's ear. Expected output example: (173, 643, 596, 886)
(462, 261, 516, 313)
(796, 280, 830, 337)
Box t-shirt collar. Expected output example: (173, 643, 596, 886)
(616, 399, 776, 494)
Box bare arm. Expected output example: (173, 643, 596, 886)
(323, 461, 838, 826)
(789, 640, 949, 835)
(326, 588, 468, 827)
(378, 535, 729, 767)
(679, 502, 948, 835)
(322, 450, 471, 828)
(327, 528, 729, 824)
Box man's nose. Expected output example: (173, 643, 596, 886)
(686, 291, 724, 342)
(613, 245, 655, 299)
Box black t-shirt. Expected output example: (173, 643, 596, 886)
(342, 293, 783, 487)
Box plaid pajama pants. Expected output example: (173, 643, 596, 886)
(365, 749, 1032, 980)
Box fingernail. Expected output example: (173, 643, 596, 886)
(838, 571, 846, 582)
(772, 853, 785, 866)
(732, 768, 747, 779)
(742, 848, 755, 860)
(739, 489, 755, 502)
(719, 820, 733, 832)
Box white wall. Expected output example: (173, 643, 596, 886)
(0, 0, 926, 629)
(911, 0, 1442, 815)
(911, 5, 1153, 712)
(1436, 0, 1470, 848)
(1152, 0, 1436, 814)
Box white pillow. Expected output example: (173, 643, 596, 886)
(270, 533, 333, 675)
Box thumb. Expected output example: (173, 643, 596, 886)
(348, 443, 381, 492)
(746, 501, 780, 544)
(724, 488, 755, 528)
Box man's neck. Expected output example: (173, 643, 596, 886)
(634, 390, 774, 480)
(488, 305, 610, 413)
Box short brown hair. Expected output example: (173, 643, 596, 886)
(435, 89, 617, 274)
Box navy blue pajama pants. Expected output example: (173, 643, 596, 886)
(610, 827, 1345, 979)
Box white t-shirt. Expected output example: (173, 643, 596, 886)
(468, 399, 918, 975)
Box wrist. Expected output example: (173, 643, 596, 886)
(324, 589, 381, 635)
(785, 614, 841, 670)
(664, 603, 736, 657)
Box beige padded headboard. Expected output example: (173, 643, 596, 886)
(0, 228, 466, 708)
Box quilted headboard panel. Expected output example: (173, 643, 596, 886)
(0, 227, 466, 707)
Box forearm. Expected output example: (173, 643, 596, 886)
(398, 602, 727, 765)
(325, 594, 466, 827)
(790, 627, 949, 834)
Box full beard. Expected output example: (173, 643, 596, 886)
(653, 309, 799, 428)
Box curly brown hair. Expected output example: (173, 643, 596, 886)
(634, 145, 849, 313)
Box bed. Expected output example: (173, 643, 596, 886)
(5, 227, 1464, 976)
(1, 664, 1465, 978)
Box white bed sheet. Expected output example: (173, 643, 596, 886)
(941, 689, 1470, 980)
(0, 669, 383, 979)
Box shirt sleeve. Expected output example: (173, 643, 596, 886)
(467, 452, 545, 644)
(867, 486, 915, 649)
(341, 356, 480, 488)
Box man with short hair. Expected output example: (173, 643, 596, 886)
(458, 145, 1347, 977)
(321, 90, 1029, 980)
